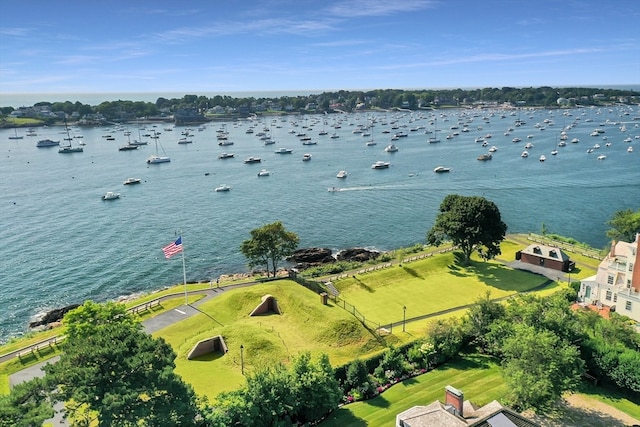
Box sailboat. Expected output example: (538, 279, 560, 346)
(428, 117, 441, 143)
(8, 128, 24, 140)
(146, 131, 170, 164)
(58, 120, 83, 153)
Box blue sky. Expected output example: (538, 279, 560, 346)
(1, 0, 638, 95)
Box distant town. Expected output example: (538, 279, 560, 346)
(2, 87, 639, 127)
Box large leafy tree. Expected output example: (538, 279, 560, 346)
(606, 208, 640, 243)
(501, 324, 584, 411)
(426, 194, 507, 265)
(44, 301, 202, 426)
(240, 221, 299, 277)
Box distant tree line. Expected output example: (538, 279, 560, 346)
(1, 86, 638, 123)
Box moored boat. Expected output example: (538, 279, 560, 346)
(371, 161, 390, 169)
(102, 191, 120, 200)
(123, 178, 141, 185)
(433, 166, 451, 173)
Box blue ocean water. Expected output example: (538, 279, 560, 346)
(1, 106, 639, 342)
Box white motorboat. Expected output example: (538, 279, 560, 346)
(218, 152, 234, 159)
(302, 153, 312, 161)
(524, 142, 533, 149)
(627, 146, 633, 153)
(551, 149, 558, 156)
(521, 151, 529, 158)
(244, 156, 262, 164)
(597, 155, 606, 160)
(488, 146, 498, 152)
(214, 185, 231, 192)
(275, 147, 293, 154)
(102, 191, 120, 200)
(336, 170, 348, 179)
(371, 161, 390, 169)
(36, 138, 60, 147)
(571, 138, 580, 143)
(539, 155, 546, 162)
(257, 169, 270, 177)
(218, 140, 234, 146)
(384, 144, 399, 152)
(433, 166, 451, 173)
(178, 137, 193, 144)
(123, 178, 141, 185)
(327, 186, 341, 192)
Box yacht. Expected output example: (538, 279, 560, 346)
(433, 166, 451, 173)
(123, 178, 141, 185)
(36, 138, 60, 147)
(214, 185, 231, 192)
(178, 137, 193, 144)
(102, 191, 120, 200)
(551, 149, 558, 156)
(539, 155, 546, 162)
(275, 147, 293, 154)
(597, 154, 606, 160)
(336, 170, 348, 179)
(371, 161, 390, 169)
(118, 144, 138, 151)
(218, 140, 234, 146)
(244, 156, 262, 164)
(302, 153, 312, 161)
(218, 152, 234, 159)
(521, 151, 529, 158)
(384, 144, 399, 152)
(257, 169, 270, 177)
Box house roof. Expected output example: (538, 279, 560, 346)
(397, 399, 540, 427)
(521, 244, 569, 262)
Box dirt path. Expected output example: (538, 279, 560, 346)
(525, 394, 640, 427)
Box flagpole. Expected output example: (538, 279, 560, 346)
(181, 235, 188, 305)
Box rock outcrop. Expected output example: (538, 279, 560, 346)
(289, 248, 335, 264)
(337, 248, 380, 262)
(29, 304, 80, 328)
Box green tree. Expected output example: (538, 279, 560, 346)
(426, 194, 507, 265)
(240, 221, 299, 277)
(464, 291, 505, 350)
(0, 378, 54, 427)
(501, 324, 584, 411)
(290, 352, 341, 424)
(44, 302, 202, 426)
(606, 208, 640, 243)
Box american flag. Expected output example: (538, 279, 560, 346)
(162, 236, 183, 259)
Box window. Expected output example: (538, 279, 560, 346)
(607, 275, 614, 285)
(613, 294, 617, 303)
(630, 263, 634, 272)
(605, 291, 612, 301)
(625, 301, 632, 311)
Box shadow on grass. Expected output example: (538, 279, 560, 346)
(353, 276, 375, 293)
(444, 353, 495, 371)
(320, 408, 367, 427)
(401, 266, 424, 280)
(366, 394, 390, 408)
(189, 305, 224, 326)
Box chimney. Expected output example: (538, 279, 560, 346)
(445, 385, 464, 417)
(610, 240, 616, 257)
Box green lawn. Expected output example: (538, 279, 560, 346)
(332, 250, 553, 326)
(319, 353, 508, 427)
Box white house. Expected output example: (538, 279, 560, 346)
(578, 234, 640, 322)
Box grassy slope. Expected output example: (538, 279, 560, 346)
(156, 281, 400, 396)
